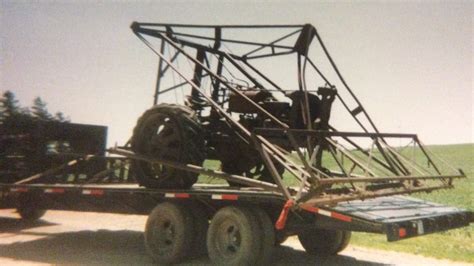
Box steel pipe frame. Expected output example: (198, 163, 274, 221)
(132, 31, 312, 200)
(254, 127, 447, 178)
(131, 22, 462, 205)
(109, 148, 280, 192)
(303, 184, 454, 207)
(136, 22, 444, 179)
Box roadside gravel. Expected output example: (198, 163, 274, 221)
(0, 209, 470, 265)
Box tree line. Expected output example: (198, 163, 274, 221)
(0, 90, 69, 123)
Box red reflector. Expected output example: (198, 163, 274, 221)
(331, 212, 352, 222)
(89, 189, 104, 196)
(221, 194, 238, 200)
(399, 228, 407, 238)
(175, 193, 190, 198)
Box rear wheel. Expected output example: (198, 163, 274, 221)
(144, 202, 194, 264)
(298, 229, 351, 256)
(222, 161, 284, 187)
(207, 206, 261, 265)
(252, 207, 275, 265)
(131, 104, 205, 189)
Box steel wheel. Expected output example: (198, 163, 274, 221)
(207, 206, 261, 265)
(145, 202, 194, 264)
(217, 222, 242, 255)
(131, 104, 205, 189)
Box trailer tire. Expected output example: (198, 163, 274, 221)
(337, 230, 351, 253)
(17, 206, 46, 222)
(252, 208, 275, 265)
(188, 202, 209, 258)
(144, 202, 194, 264)
(17, 194, 46, 221)
(207, 206, 261, 265)
(275, 232, 288, 246)
(131, 104, 205, 189)
(298, 229, 351, 256)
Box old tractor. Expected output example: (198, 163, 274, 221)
(123, 22, 464, 207)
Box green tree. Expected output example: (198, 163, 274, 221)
(31, 97, 53, 121)
(1, 91, 69, 123)
(1, 91, 20, 119)
(0, 91, 31, 122)
(54, 112, 70, 122)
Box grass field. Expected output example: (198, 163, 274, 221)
(198, 143, 473, 262)
(350, 143, 473, 262)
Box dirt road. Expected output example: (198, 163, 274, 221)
(0, 209, 469, 265)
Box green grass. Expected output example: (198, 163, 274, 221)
(350, 143, 474, 262)
(197, 143, 473, 262)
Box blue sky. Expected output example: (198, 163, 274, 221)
(1, 1, 472, 145)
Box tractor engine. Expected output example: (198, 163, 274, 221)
(208, 86, 336, 184)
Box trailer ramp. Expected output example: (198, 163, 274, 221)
(321, 196, 473, 241)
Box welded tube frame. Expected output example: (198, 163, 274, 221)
(109, 148, 281, 192)
(131, 22, 463, 207)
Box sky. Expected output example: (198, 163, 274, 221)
(1, 0, 472, 146)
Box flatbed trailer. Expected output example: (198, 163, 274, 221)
(2, 21, 473, 264)
(1, 182, 472, 264)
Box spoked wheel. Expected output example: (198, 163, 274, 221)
(131, 104, 205, 189)
(222, 161, 284, 187)
(298, 228, 351, 256)
(207, 206, 262, 265)
(144, 202, 194, 264)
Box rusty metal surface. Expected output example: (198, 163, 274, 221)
(126, 22, 466, 209)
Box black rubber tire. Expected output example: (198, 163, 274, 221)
(188, 202, 209, 258)
(251, 208, 275, 265)
(274, 232, 289, 246)
(207, 206, 262, 265)
(17, 207, 46, 222)
(337, 231, 352, 253)
(144, 202, 194, 264)
(298, 229, 351, 256)
(131, 104, 205, 189)
(17, 194, 46, 221)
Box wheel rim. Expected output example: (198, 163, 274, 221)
(138, 113, 182, 180)
(243, 163, 265, 179)
(154, 218, 177, 255)
(215, 220, 242, 257)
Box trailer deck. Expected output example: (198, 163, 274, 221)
(1, 183, 471, 242)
